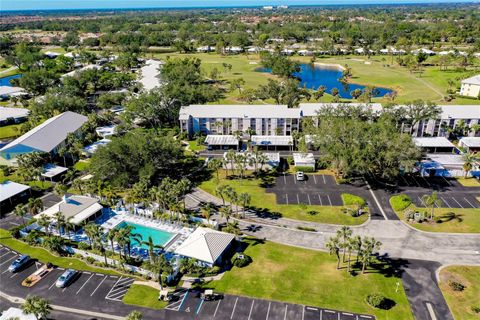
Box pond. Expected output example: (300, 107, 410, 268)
(257, 63, 394, 99)
(0, 74, 22, 87)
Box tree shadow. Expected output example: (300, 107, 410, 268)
(248, 206, 282, 220)
(437, 212, 463, 223)
(371, 253, 409, 278)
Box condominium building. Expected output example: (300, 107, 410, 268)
(179, 103, 480, 138)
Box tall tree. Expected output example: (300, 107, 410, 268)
(21, 296, 52, 320)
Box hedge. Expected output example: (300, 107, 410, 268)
(294, 166, 316, 173)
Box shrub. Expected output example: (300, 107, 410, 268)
(77, 242, 91, 250)
(294, 166, 315, 173)
(342, 193, 366, 206)
(390, 194, 412, 211)
(307, 210, 318, 216)
(471, 306, 480, 314)
(297, 226, 316, 232)
(86, 256, 96, 265)
(233, 254, 252, 268)
(449, 281, 465, 292)
(365, 294, 395, 310)
(337, 178, 351, 184)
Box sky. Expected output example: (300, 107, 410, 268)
(2, 0, 478, 11)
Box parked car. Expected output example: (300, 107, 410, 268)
(8, 255, 30, 273)
(201, 289, 223, 301)
(56, 269, 77, 288)
(296, 171, 305, 181)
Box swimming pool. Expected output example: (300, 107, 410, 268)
(117, 221, 176, 249)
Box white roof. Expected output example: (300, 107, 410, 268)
(175, 227, 234, 264)
(0, 181, 30, 203)
(61, 64, 99, 79)
(251, 135, 293, 146)
(139, 59, 162, 91)
(36, 195, 102, 225)
(459, 137, 480, 148)
(299, 103, 383, 117)
(0, 86, 25, 96)
(205, 135, 238, 145)
(293, 152, 315, 163)
(0, 307, 37, 320)
(41, 163, 68, 178)
(413, 137, 455, 148)
(179, 105, 301, 120)
(83, 138, 111, 155)
(427, 153, 465, 166)
(95, 125, 116, 137)
(0, 107, 29, 122)
(0, 111, 88, 154)
(461, 75, 480, 86)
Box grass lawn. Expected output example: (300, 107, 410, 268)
(390, 195, 480, 233)
(73, 160, 91, 171)
(199, 170, 368, 225)
(0, 169, 53, 191)
(0, 123, 22, 139)
(0, 229, 122, 276)
(152, 52, 479, 105)
(201, 238, 412, 320)
(456, 177, 480, 187)
(439, 265, 480, 320)
(187, 140, 206, 152)
(123, 284, 168, 310)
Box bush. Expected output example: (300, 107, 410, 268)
(390, 194, 412, 211)
(78, 242, 91, 250)
(365, 294, 395, 310)
(294, 166, 315, 173)
(233, 254, 252, 268)
(471, 306, 480, 314)
(342, 193, 366, 206)
(337, 178, 351, 184)
(297, 226, 316, 232)
(449, 281, 465, 292)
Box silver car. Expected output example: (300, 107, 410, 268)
(296, 171, 305, 181)
(56, 269, 77, 288)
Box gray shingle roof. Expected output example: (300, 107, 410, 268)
(0, 111, 88, 153)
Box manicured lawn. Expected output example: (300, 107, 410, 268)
(0, 170, 52, 190)
(439, 265, 480, 320)
(456, 177, 480, 187)
(0, 229, 122, 276)
(0, 123, 22, 139)
(123, 284, 168, 310)
(203, 238, 413, 320)
(199, 171, 368, 225)
(187, 140, 206, 152)
(73, 160, 90, 171)
(153, 52, 479, 105)
(390, 195, 480, 233)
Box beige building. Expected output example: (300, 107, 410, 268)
(460, 75, 480, 98)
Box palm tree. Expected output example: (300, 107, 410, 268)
(142, 236, 163, 262)
(225, 149, 237, 176)
(36, 215, 51, 236)
(462, 153, 478, 178)
(83, 222, 102, 249)
(360, 236, 382, 274)
(22, 296, 52, 320)
(52, 212, 66, 235)
(126, 311, 143, 320)
(238, 192, 251, 218)
(27, 198, 43, 216)
(208, 158, 223, 181)
(225, 186, 237, 213)
(326, 236, 341, 270)
(220, 205, 232, 224)
(351, 235, 363, 263)
(336, 226, 352, 263)
(201, 203, 214, 225)
(359, 248, 374, 274)
(14, 204, 28, 225)
(421, 191, 442, 220)
(63, 217, 75, 240)
(215, 185, 227, 206)
(107, 229, 119, 264)
(43, 235, 65, 255)
(151, 255, 173, 290)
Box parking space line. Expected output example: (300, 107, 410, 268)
(108, 288, 129, 300)
(1, 269, 11, 275)
(230, 297, 238, 319)
(283, 174, 287, 184)
(105, 276, 123, 298)
(451, 197, 464, 208)
(9, 273, 18, 278)
(440, 197, 451, 208)
(421, 177, 431, 187)
(400, 176, 410, 186)
(313, 175, 317, 184)
(213, 298, 221, 317)
(48, 278, 58, 290)
(293, 176, 296, 184)
(284, 305, 288, 320)
(76, 274, 93, 295)
(90, 275, 108, 296)
(196, 299, 204, 314)
(266, 302, 271, 320)
(178, 291, 189, 311)
(302, 306, 305, 320)
(307, 194, 311, 205)
(0, 251, 12, 259)
(248, 300, 254, 320)
(327, 195, 332, 206)
(285, 194, 289, 205)
(412, 176, 422, 187)
(318, 194, 323, 205)
(320, 309, 322, 320)
(418, 196, 426, 207)
(0, 255, 17, 266)
(464, 198, 475, 208)
(441, 176, 451, 186)
(296, 194, 300, 204)
(322, 175, 326, 184)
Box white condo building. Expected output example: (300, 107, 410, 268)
(459, 75, 480, 98)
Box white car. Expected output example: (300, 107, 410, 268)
(56, 269, 77, 288)
(296, 172, 305, 181)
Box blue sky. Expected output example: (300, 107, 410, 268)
(2, 0, 477, 11)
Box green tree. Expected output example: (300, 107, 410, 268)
(14, 204, 28, 225)
(462, 153, 478, 178)
(326, 236, 341, 270)
(21, 296, 52, 320)
(336, 226, 352, 263)
(421, 191, 442, 220)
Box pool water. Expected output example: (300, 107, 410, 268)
(256, 63, 394, 99)
(0, 74, 22, 87)
(117, 221, 176, 249)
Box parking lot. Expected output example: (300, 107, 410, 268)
(410, 193, 480, 209)
(0, 245, 134, 306)
(166, 289, 376, 320)
(267, 174, 346, 206)
(397, 175, 456, 190)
